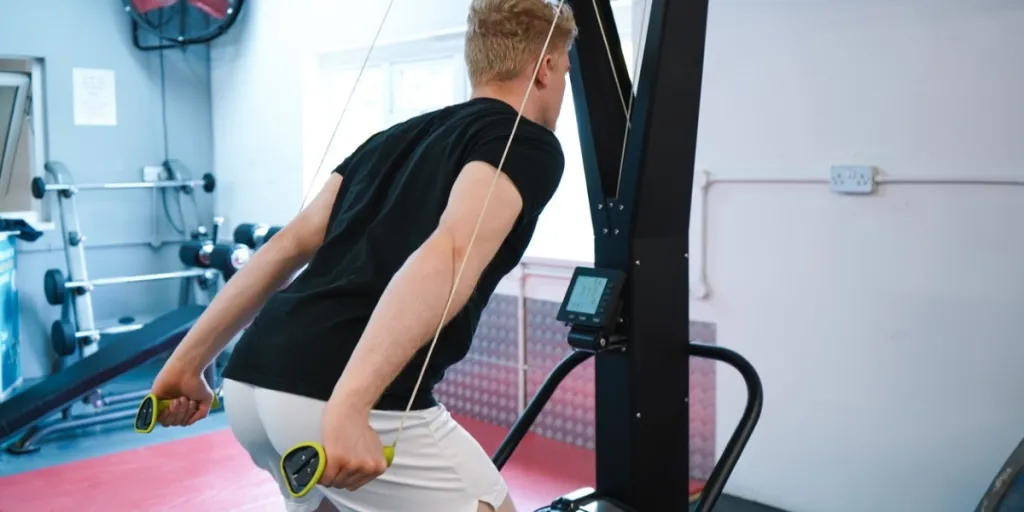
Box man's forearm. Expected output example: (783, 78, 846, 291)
(169, 237, 312, 373)
(332, 233, 479, 412)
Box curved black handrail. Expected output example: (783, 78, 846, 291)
(690, 342, 764, 512)
(492, 350, 594, 470)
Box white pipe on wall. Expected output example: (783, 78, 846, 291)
(691, 170, 1024, 300)
(514, 266, 528, 413)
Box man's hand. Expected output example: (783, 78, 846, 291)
(150, 360, 216, 427)
(318, 398, 389, 491)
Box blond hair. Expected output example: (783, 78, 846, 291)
(465, 0, 578, 86)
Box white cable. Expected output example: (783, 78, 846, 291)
(590, 0, 628, 118)
(299, 0, 398, 211)
(393, 0, 569, 449)
(614, 0, 649, 197)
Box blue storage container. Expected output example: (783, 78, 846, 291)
(0, 234, 20, 400)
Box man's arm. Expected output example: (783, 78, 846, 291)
(167, 174, 344, 373)
(331, 162, 523, 412)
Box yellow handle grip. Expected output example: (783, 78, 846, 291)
(133, 393, 222, 434)
(279, 441, 395, 498)
(154, 395, 222, 412)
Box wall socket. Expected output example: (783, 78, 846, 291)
(829, 165, 875, 194)
(142, 165, 164, 182)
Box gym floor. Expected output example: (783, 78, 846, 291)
(0, 359, 780, 512)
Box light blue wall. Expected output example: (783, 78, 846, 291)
(0, 0, 214, 377)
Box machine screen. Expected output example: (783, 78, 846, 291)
(565, 276, 608, 315)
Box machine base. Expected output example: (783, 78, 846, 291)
(533, 488, 634, 512)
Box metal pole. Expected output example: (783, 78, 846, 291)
(690, 342, 764, 512)
(515, 266, 528, 413)
(43, 179, 209, 193)
(492, 350, 594, 470)
(44, 162, 100, 355)
(66, 269, 211, 289)
(75, 322, 144, 340)
(513, 262, 574, 414)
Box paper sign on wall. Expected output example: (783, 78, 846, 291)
(72, 68, 117, 126)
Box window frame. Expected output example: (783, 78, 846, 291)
(305, 33, 469, 191)
(0, 71, 30, 203)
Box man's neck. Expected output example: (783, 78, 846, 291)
(470, 82, 544, 127)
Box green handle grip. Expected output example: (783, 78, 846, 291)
(279, 441, 395, 498)
(133, 392, 222, 434)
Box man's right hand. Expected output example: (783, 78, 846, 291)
(318, 397, 389, 491)
(149, 359, 216, 427)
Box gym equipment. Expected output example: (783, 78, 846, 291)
(12, 162, 227, 452)
(977, 437, 1024, 511)
(39, 161, 218, 357)
(511, 1, 754, 510)
(489, 270, 762, 511)
(0, 306, 204, 453)
(30, 172, 215, 199)
(49, 318, 77, 357)
(180, 218, 253, 280)
(281, 443, 396, 499)
(42, 267, 212, 306)
(234, 222, 282, 249)
(133, 389, 222, 434)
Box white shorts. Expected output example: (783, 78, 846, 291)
(222, 379, 510, 512)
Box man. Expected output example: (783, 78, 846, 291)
(148, 1, 577, 511)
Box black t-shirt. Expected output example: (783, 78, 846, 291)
(222, 97, 565, 410)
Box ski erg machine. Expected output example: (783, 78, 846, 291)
(491, 1, 765, 511)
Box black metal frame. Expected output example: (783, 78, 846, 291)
(489, 1, 765, 511)
(976, 436, 1024, 511)
(567, 0, 708, 509)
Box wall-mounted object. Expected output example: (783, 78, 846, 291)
(123, 0, 246, 51)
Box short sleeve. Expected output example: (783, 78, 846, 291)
(331, 130, 385, 177)
(331, 158, 350, 177)
(464, 120, 565, 221)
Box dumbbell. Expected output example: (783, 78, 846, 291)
(280, 442, 395, 498)
(234, 223, 282, 249)
(180, 241, 251, 280)
(210, 243, 251, 279)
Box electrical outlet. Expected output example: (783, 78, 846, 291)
(142, 166, 164, 182)
(829, 165, 875, 194)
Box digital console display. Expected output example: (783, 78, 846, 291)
(565, 276, 608, 315)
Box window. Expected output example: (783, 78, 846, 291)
(305, 64, 389, 196)
(304, 51, 466, 195)
(0, 59, 46, 225)
(525, 39, 637, 264)
(390, 57, 458, 122)
(0, 72, 29, 204)
(303, 3, 637, 263)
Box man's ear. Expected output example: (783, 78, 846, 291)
(534, 54, 554, 89)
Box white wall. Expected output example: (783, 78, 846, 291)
(687, 1, 1024, 511)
